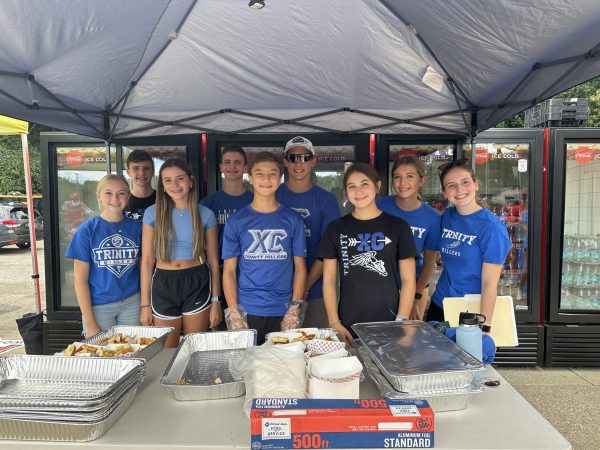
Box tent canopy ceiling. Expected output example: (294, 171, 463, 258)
(1, 0, 600, 140)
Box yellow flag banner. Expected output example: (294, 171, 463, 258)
(0, 115, 28, 135)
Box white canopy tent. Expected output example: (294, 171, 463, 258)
(0, 0, 600, 140)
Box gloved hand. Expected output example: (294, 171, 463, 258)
(225, 306, 248, 331)
(280, 300, 307, 331)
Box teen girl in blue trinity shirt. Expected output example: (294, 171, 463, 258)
(66, 175, 142, 338)
(427, 159, 511, 331)
(140, 158, 222, 348)
(377, 155, 441, 320)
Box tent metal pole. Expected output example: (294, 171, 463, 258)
(20, 133, 42, 313)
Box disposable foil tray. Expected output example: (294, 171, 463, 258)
(355, 339, 483, 412)
(161, 330, 256, 401)
(0, 386, 138, 442)
(83, 325, 174, 360)
(352, 321, 484, 393)
(0, 355, 145, 406)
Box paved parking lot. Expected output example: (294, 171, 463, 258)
(0, 241, 45, 340)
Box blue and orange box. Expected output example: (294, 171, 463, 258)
(250, 398, 434, 449)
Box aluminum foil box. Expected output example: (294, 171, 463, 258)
(250, 398, 434, 449)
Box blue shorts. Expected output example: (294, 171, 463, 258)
(151, 264, 211, 320)
(85, 292, 141, 335)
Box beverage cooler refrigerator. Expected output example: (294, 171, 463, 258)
(40, 132, 202, 353)
(377, 129, 546, 365)
(546, 128, 600, 366)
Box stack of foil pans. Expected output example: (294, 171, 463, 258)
(0, 355, 146, 441)
(352, 321, 485, 412)
(161, 330, 256, 401)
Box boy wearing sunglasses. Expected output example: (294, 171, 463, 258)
(276, 136, 341, 328)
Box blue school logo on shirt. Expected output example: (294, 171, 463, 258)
(349, 232, 392, 251)
(290, 207, 311, 237)
(441, 227, 477, 256)
(244, 229, 288, 260)
(92, 234, 139, 278)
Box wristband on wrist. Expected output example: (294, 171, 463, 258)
(481, 324, 492, 333)
(210, 296, 219, 303)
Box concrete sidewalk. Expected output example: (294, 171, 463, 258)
(496, 366, 600, 450)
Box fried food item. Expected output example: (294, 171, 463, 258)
(137, 336, 157, 346)
(81, 344, 99, 354)
(177, 377, 186, 385)
(106, 333, 135, 344)
(64, 344, 76, 356)
(324, 336, 335, 341)
(291, 335, 307, 343)
(97, 348, 116, 357)
(305, 334, 316, 340)
(272, 336, 289, 344)
(114, 344, 134, 355)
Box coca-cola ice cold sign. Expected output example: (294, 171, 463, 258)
(66, 150, 84, 167)
(574, 146, 593, 164)
(475, 147, 489, 165)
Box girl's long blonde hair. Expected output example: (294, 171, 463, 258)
(154, 158, 205, 262)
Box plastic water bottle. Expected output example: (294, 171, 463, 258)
(456, 312, 484, 381)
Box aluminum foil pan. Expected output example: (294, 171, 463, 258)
(0, 386, 138, 441)
(83, 326, 174, 360)
(355, 339, 483, 412)
(161, 330, 256, 401)
(352, 321, 484, 393)
(0, 355, 145, 406)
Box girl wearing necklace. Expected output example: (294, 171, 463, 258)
(65, 175, 143, 338)
(140, 158, 222, 347)
(377, 156, 441, 320)
(318, 163, 418, 345)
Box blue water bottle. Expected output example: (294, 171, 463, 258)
(456, 312, 485, 381)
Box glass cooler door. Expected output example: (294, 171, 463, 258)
(549, 134, 600, 321)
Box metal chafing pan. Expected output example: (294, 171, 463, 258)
(0, 387, 138, 441)
(83, 325, 174, 360)
(355, 339, 483, 412)
(352, 321, 484, 393)
(161, 330, 256, 401)
(0, 355, 145, 406)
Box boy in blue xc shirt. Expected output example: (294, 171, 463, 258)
(222, 152, 307, 344)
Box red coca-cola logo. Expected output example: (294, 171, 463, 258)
(575, 147, 593, 164)
(66, 150, 84, 167)
(475, 147, 489, 165)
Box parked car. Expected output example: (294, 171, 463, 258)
(0, 204, 44, 249)
(0, 221, 18, 249)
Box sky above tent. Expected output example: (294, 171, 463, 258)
(1, 0, 600, 140)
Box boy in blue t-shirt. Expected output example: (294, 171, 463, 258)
(201, 145, 253, 266)
(276, 136, 340, 328)
(222, 152, 307, 344)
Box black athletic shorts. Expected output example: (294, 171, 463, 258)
(151, 264, 211, 320)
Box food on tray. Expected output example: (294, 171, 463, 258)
(272, 336, 290, 344)
(137, 336, 157, 345)
(64, 344, 76, 356)
(177, 377, 186, 385)
(107, 332, 134, 344)
(291, 335, 307, 343)
(215, 376, 222, 384)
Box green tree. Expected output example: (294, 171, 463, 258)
(0, 135, 42, 194)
